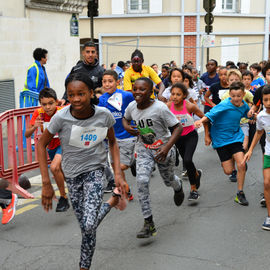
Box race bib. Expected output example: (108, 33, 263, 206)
(69, 125, 108, 149)
(265, 126, 270, 142)
(176, 114, 194, 127)
(218, 89, 229, 100)
(108, 92, 122, 111)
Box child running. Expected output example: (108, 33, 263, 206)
(37, 73, 127, 270)
(168, 83, 205, 201)
(99, 70, 136, 200)
(195, 81, 250, 206)
(244, 85, 270, 230)
(123, 77, 185, 238)
(25, 88, 70, 212)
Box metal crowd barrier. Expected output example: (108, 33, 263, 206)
(0, 107, 48, 199)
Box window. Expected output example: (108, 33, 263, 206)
(222, 0, 239, 12)
(127, 0, 149, 13)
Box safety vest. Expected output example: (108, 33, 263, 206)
(23, 63, 39, 91)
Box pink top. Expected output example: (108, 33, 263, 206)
(170, 100, 195, 136)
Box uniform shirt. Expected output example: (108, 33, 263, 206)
(205, 98, 250, 148)
(124, 100, 178, 149)
(123, 65, 161, 99)
(257, 110, 270, 155)
(47, 105, 115, 178)
(251, 77, 265, 94)
(98, 89, 134, 140)
(26, 60, 50, 93)
(30, 107, 62, 150)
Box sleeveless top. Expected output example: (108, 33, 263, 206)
(170, 100, 195, 136)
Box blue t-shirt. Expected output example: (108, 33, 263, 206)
(98, 89, 134, 139)
(205, 98, 250, 148)
(200, 72, 220, 88)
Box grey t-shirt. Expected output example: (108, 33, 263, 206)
(124, 100, 178, 149)
(47, 105, 115, 178)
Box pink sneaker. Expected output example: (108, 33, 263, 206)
(112, 187, 127, 211)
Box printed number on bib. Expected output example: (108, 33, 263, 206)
(69, 125, 108, 149)
(176, 114, 194, 127)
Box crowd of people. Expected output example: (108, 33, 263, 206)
(1, 41, 270, 270)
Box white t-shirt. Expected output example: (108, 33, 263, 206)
(257, 110, 270, 155)
(162, 86, 198, 101)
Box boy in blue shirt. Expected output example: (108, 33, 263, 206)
(195, 81, 250, 206)
(99, 70, 135, 200)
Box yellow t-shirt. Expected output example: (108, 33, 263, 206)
(221, 90, 253, 124)
(123, 65, 161, 99)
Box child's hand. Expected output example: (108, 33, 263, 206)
(194, 120, 202, 129)
(154, 146, 169, 162)
(34, 116, 44, 129)
(205, 135, 211, 146)
(41, 181, 56, 212)
(125, 125, 139, 136)
(242, 151, 252, 164)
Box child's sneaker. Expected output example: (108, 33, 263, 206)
(229, 170, 237, 182)
(56, 197, 70, 212)
(234, 191, 249, 206)
(112, 187, 127, 211)
(136, 220, 157, 238)
(174, 180, 185, 206)
(2, 193, 18, 225)
(262, 217, 270, 231)
(260, 193, 266, 207)
(104, 181, 114, 193)
(188, 190, 200, 201)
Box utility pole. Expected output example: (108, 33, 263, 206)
(87, 0, 99, 42)
(203, 0, 216, 62)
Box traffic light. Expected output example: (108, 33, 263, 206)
(203, 0, 216, 12)
(203, 0, 215, 34)
(88, 0, 99, 17)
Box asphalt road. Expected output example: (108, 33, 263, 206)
(0, 133, 269, 270)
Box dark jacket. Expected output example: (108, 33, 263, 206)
(62, 59, 104, 101)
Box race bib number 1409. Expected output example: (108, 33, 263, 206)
(69, 125, 108, 149)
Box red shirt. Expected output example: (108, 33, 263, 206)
(30, 107, 62, 150)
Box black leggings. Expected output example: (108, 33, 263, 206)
(175, 130, 198, 186)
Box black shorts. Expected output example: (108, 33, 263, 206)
(216, 142, 244, 162)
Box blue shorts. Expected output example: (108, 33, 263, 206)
(47, 145, 62, 161)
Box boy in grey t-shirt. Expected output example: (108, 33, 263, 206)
(123, 77, 185, 239)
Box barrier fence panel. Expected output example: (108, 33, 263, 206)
(0, 107, 49, 199)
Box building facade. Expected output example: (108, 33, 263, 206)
(79, 0, 270, 72)
(0, 0, 88, 111)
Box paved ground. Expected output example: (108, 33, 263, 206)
(0, 133, 269, 270)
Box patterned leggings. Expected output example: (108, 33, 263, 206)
(66, 169, 111, 269)
(136, 143, 181, 219)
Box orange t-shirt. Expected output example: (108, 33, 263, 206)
(30, 107, 62, 150)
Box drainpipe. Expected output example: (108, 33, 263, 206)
(196, 0, 201, 70)
(180, 0, 185, 66)
(264, 0, 269, 60)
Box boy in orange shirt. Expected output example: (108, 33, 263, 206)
(25, 87, 69, 212)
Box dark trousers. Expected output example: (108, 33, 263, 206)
(0, 188, 12, 208)
(175, 130, 199, 186)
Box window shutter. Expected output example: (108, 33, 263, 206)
(149, 0, 162, 13)
(111, 0, 124, 14)
(0, 80, 15, 113)
(240, 0, 250, 14)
